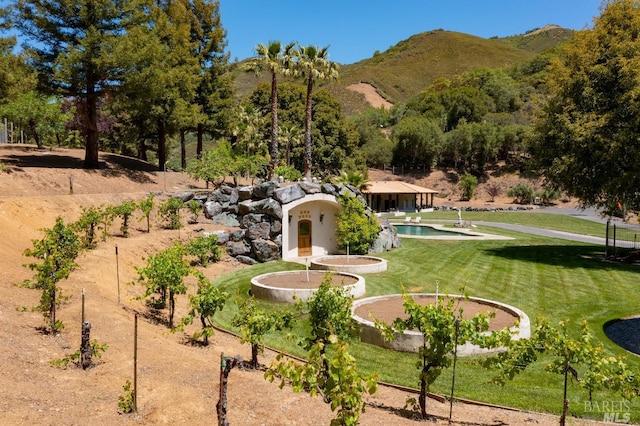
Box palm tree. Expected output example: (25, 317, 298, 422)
(229, 105, 267, 155)
(246, 41, 295, 179)
(334, 169, 370, 191)
(295, 45, 339, 180)
(279, 123, 302, 167)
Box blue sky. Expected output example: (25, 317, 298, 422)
(220, 0, 603, 64)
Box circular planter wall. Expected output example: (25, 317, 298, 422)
(352, 293, 530, 356)
(251, 270, 365, 303)
(310, 255, 387, 274)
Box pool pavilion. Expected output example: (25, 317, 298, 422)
(363, 180, 438, 214)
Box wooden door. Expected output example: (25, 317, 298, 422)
(298, 220, 312, 257)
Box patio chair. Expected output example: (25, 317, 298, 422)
(411, 216, 421, 224)
(403, 216, 412, 223)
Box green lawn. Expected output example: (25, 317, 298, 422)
(211, 223, 640, 422)
(397, 210, 611, 237)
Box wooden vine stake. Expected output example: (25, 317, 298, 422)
(217, 353, 241, 426)
(448, 317, 460, 423)
(133, 313, 138, 413)
(116, 245, 120, 305)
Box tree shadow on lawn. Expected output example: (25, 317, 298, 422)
(484, 244, 640, 271)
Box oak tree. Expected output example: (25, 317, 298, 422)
(531, 0, 640, 211)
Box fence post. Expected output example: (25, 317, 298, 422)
(605, 220, 610, 259)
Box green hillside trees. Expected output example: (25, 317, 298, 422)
(531, 0, 640, 211)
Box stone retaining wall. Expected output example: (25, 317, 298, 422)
(177, 181, 400, 264)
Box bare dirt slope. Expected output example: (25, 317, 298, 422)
(346, 83, 393, 110)
(0, 145, 601, 425)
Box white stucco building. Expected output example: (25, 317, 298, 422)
(280, 192, 342, 261)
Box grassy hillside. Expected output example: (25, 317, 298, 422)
(497, 24, 575, 53)
(231, 27, 571, 116)
(328, 30, 533, 110)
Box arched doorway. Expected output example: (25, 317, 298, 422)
(298, 220, 312, 256)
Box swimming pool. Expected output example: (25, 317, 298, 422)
(394, 224, 480, 237)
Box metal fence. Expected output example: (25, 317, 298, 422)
(605, 220, 640, 259)
(0, 119, 25, 144)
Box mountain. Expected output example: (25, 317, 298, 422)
(232, 26, 574, 116)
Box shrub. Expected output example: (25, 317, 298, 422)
(458, 172, 478, 201)
(109, 200, 137, 237)
(176, 271, 228, 345)
(74, 205, 104, 249)
(137, 193, 155, 232)
(508, 182, 535, 204)
(335, 192, 379, 255)
(485, 183, 501, 202)
(118, 380, 135, 413)
(186, 199, 201, 224)
(158, 197, 184, 229)
(22, 217, 80, 333)
(134, 242, 190, 327)
(50, 340, 108, 369)
(536, 187, 561, 205)
(185, 234, 221, 266)
(274, 165, 302, 182)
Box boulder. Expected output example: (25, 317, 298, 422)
(210, 189, 231, 203)
(258, 198, 283, 219)
(203, 201, 223, 219)
(193, 193, 208, 203)
(241, 213, 267, 229)
(237, 186, 253, 201)
(270, 220, 282, 237)
(236, 255, 258, 265)
(229, 188, 239, 205)
(210, 212, 240, 227)
(251, 239, 280, 262)
(237, 199, 259, 215)
(273, 184, 305, 204)
(204, 230, 229, 245)
(370, 229, 391, 253)
(238, 198, 282, 218)
(246, 222, 271, 240)
(273, 233, 282, 248)
(338, 185, 357, 198)
(252, 181, 279, 199)
(226, 241, 251, 257)
(230, 229, 246, 242)
(299, 182, 322, 194)
(219, 185, 234, 195)
(321, 183, 337, 195)
(369, 219, 401, 253)
(222, 203, 238, 215)
(174, 192, 194, 202)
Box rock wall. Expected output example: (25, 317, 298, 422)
(186, 181, 399, 264)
